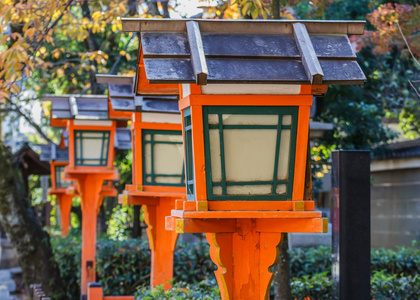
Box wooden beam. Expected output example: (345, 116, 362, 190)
(186, 21, 208, 85)
(69, 96, 78, 117)
(121, 19, 366, 35)
(95, 74, 134, 85)
(293, 23, 324, 85)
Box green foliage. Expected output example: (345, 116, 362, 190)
(173, 240, 215, 283)
(134, 280, 220, 300)
(289, 246, 332, 278)
(291, 271, 332, 299)
(371, 245, 420, 277)
(291, 271, 420, 299)
(96, 238, 151, 296)
(371, 271, 420, 300)
(50, 229, 81, 299)
(51, 233, 419, 299)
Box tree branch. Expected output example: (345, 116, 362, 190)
(109, 33, 136, 74)
(396, 22, 420, 68)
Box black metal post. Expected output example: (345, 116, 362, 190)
(332, 150, 371, 300)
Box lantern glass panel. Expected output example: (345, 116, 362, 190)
(74, 130, 110, 166)
(55, 166, 71, 188)
(142, 129, 184, 186)
(203, 106, 298, 201)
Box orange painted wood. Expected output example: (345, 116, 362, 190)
(87, 285, 103, 300)
(304, 201, 315, 211)
(173, 217, 236, 233)
(65, 170, 118, 297)
(125, 184, 186, 194)
(57, 193, 74, 237)
(190, 105, 207, 201)
(206, 220, 283, 300)
(135, 122, 182, 131)
(166, 217, 326, 234)
(292, 105, 310, 201)
(143, 198, 178, 289)
(170, 210, 322, 219)
(256, 218, 326, 233)
(137, 51, 179, 95)
(179, 95, 313, 111)
(50, 118, 67, 127)
(68, 120, 75, 167)
(299, 85, 312, 95)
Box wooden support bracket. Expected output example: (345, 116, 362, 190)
(186, 21, 208, 85)
(293, 23, 324, 85)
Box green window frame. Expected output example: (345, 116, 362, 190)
(203, 106, 298, 201)
(142, 129, 185, 187)
(184, 108, 195, 200)
(74, 130, 110, 166)
(55, 166, 70, 188)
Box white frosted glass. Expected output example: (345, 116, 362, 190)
(282, 115, 292, 125)
(227, 185, 272, 195)
(144, 134, 151, 141)
(224, 129, 276, 182)
(209, 129, 222, 182)
(277, 129, 291, 180)
(155, 176, 182, 184)
(213, 186, 222, 196)
(276, 184, 287, 195)
(153, 134, 183, 143)
(208, 114, 219, 125)
(146, 176, 152, 183)
(154, 143, 184, 175)
(78, 133, 108, 161)
(144, 143, 152, 173)
(222, 114, 278, 125)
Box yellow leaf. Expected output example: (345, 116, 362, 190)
(119, 50, 126, 56)
(39, 47, 46, 54)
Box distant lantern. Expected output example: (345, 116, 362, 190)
(122, 18, 366, 300)
(44, 94, 130, 299)
(40, 141, 75, 237)
(96, 74, 185, 290)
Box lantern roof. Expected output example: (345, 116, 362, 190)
(122, 19, 366, 85)
(96, 74, 179, 113)
(39, 143, 69, 162)
(45, 94, 110, 120)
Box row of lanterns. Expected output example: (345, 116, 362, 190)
(41, 19, 366, 300)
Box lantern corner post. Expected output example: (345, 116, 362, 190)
(143, 197, 179, 289)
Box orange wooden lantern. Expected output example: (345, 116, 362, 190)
(122, 19, 366, 299)
(44, 94, 129, 299)
(40, 142, 76, 237)
(96, 74, 185, 289)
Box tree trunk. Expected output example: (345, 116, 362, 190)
(270, 0, 281, 19)
(0, 143, 64, 299)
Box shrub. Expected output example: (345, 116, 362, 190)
(134, 280, 220, 300)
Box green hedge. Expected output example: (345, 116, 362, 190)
(51, 232, 215, 297)
(51, 233, 419, 299)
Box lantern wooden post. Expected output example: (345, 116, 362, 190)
(122, 18, 366, 299)
(97, 74, 184, 289)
